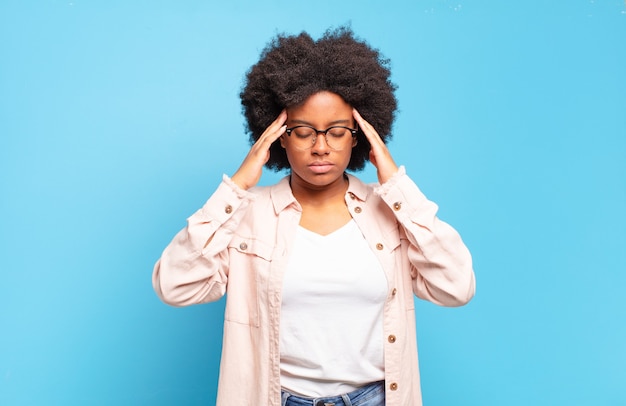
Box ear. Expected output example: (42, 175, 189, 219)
(279, 134, 286, 148)
(351, 137, 358, 148)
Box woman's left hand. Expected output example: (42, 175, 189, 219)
(353, 108, 399, 184)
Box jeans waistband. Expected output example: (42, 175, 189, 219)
(281, 381, 385, 406)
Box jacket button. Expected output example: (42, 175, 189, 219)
(392, 288, 397, 296)
(376, 243, 383, 250)
(239, 242, 248, 250)
(390, 382, 398, 391)
(225, 205, 233, 214)
(393, 202, 401, 211)
(388, 335, 396, 343)
(354, 206, 362, 213)
(348, 192, 356, 200)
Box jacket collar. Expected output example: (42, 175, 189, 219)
(345, 173, 371, 202)
(269, 173, 372, 213)
(269, 175, 298, 214)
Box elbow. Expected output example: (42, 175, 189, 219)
(152, 259, 193, 307)
(451, 277, 475, 306)
(443, 247, 476, 306)
(152, 263, 186, 307)
(418, 262, 476, 307)
(155, 284, 186, 307)
(152, 259, 226, 307)
(153, 274, 206, 307)
(445, 267, 476, 307)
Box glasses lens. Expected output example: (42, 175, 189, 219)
(288, 126, 353, 150)
(290, 127, 314, 149)
(325, 127, 349, 149)
(292, 127, 315, 138)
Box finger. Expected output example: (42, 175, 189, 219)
(260, 110, 286, 138)
(257, 110, 287, 147)
(353, 108, 386, 149)
(232, 111, 288, 190)
(354, 108, 399, 183)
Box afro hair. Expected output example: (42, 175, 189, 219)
(240, 26, 398, 172)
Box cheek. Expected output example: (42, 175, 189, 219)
(339, 149, 354, 167)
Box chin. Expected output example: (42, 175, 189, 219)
(304, 172, 344, 186)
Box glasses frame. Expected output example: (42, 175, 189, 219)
(284, 124, 359, 150)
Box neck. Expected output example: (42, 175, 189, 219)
(289, 173, 349, 207)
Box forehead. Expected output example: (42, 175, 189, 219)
(286, 91, 353, 123)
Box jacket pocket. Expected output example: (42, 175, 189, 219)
(224, 236, 273, 327)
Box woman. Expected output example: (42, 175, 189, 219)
(153, 27, 475, 406)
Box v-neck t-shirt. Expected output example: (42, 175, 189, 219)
(279, 219, 388, 397)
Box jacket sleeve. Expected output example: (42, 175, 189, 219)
(152, 175, 257, 307)
(375, 167, 476, 307)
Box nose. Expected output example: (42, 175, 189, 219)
(311, 132, 331, 154)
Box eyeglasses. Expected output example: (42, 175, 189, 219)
(284, 125, 358, 150)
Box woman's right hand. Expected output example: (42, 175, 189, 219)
(231, 110, 287, 190)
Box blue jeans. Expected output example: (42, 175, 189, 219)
(281, 381, 385, 406)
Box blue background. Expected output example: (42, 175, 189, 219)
(1, 1, 625, 405)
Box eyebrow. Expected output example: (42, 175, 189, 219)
(289, 119, 352, 126)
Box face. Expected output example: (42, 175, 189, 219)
(281, 91, 357, 190)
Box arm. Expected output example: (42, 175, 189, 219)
(354, 108, 475, 307)
(152, 175, 256, 306)
(153, 111, 286, 306)
(376, 167, 475, 306)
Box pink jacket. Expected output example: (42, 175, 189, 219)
(153, 166, 475, 405)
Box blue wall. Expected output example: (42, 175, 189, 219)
(1, 1, 625, 405)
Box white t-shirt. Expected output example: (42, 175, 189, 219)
(280, 219, 388, 397)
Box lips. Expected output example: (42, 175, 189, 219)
(308, 161, 334, 174)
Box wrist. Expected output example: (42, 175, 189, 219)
(378, 164, 399, 184)
(230, 173, 250, 191)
